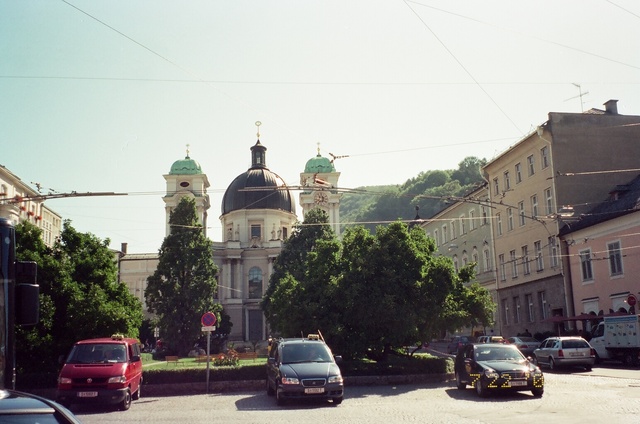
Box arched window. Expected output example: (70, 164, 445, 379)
(248, 267, 263, 299)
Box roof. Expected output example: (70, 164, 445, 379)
(304, 153, 335, 174)
(559, 174, 640, 235)
(222, 140, 296, 215)
(169, 155, 203, 175)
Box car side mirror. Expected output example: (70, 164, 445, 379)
(131, 355, 141, 362)
(334, 355, 343, 363)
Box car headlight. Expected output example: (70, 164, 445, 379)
(328, 375, 343, 384)
(108, 376, 127, 384)
(281, 377, 300, 385)
(483, 369, 498, 379)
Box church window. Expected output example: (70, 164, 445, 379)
(250, 224, 261, 240)
(248, 267, 263, 299)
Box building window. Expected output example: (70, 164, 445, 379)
(460, 215, 466, 235)
(522, 245, 530, 275)
(483, 248, 491, 273)
(580, 249, 594, 281)
(549, 236, 559, 268)
(507, 208, 514, 231)
(496, 213, 502, 236)
(462, 251, 469, 267)
(482, 207, 488, 225)
(451, 220, 456, 240)
(250, 224, 261, 240)
(527, 155, 535, 176)
(545, 188, 553, 215)
(531, 195, 539, 219)
(453, 256, 459, 273)
(514, 296, 521, 324)
(526, 294, 535, 322)
(535, 240, 544, 271)
(502, 299, 510, 326)
(499, 254, 506, 281)
(493, 178, 499, 195)
(434, 230, 439, 246)
(504, 171, 511, 191)
(539, 291, 548, 320)
(442, 225, 448, 244)
(472, 248, 479, 272)
(541, 146, 549, 169)
(248, 267, 263, 299)
(518, 201, 526, 226)
(469, 209, 476, 231)
(282, 227, 288, 239)
(607, 241, 623, 276)
(510, 250, 518, 279)
(515, 163, 522, 184)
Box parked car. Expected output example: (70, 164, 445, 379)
(266, 334, 344, 406)
(533, 336, 596, 371)
(447, 336, 476, 354)
(454, 343, 544, 397)
(57, 334, 143, 410)
(0, 389, 83, 423)
(477, 335, 505, 344)
(507, 336, 541, 356)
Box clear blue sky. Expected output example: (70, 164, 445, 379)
(2, 0, 639, 253)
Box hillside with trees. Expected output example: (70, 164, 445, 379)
(340, 156, 487, 232)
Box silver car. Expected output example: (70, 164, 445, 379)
(533, 336, 595, 371)
(507, 336, 541, 356)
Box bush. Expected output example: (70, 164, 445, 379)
(142, 363, 265, 385)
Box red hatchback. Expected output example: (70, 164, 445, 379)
(56, 334, 143, 410)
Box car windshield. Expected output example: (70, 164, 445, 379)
(282, 344, 333, 364)
(517, 337, 538, 343)
(66, 344, 127, 364)
(475, 346, 524, 362)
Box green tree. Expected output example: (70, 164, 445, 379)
(145, 197, 220, 356)
(15, 220, 143, 374)
(262, 208, 336, 336)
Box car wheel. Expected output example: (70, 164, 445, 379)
(475, 380, 488, 398)
(532, 387, 544, 397)
(119, 389, 132, 411)
(455, 372, 466, 390)
(276, 386, 286, 406)
(132, 384, 141, 400)
(332, 396, 343, 406)
(594, 352, 601, 365)
(623, 352, 635, 367)
(266, 378, 275, 396)
(584, 365, 592, 371)
(549, 357, 556, 370)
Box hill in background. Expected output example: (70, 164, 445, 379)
(339, 156, 487, 233)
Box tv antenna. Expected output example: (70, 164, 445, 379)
(564, 83, 589, 112)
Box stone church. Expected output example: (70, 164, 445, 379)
(120, 130, 341, 342)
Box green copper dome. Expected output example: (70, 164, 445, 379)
(304, 154, 335, 173)
(169, 155, 202, 175)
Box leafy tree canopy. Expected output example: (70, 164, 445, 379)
(145, 197, 220, 356)
(15, 220, 143, 374)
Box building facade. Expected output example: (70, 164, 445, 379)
(0, 164, 62, 247)
(483, 100, 640, 337)
(420, 184, 498, 334)
(560, 175, 640, 328)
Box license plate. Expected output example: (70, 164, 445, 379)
(78, 391, 98, 398)
(508, 380, 527, 387)
(305, 387, 325, 394)
(569, 352, 584, 357)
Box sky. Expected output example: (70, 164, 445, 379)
(1, 0, 639, 253)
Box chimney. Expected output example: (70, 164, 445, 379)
(121, 242, 128, 255)
(604, 99, 618, 115)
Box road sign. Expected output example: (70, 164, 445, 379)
(201, 311, 217, 327)
(628, 294, 637, 307)
(202, 326, 216, 332)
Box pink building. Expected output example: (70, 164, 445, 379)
(560, 175, 640, 328)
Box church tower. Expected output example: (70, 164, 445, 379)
(299, 146, 341, 235)
(163, 146, 210, 236)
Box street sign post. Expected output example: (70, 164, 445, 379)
(201, 312, 217, 393)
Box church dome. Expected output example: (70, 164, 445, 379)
(169, 155, 202, 175)
(222, 140, 296, 215)
(304, 153, 335, 173)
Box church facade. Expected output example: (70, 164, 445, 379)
(119, 131, 341, 342)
